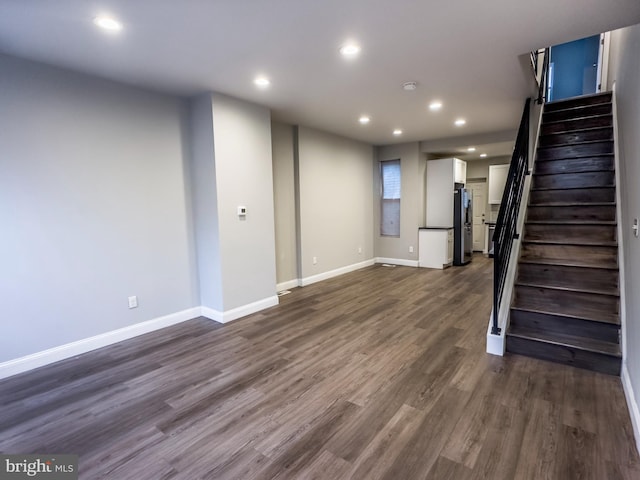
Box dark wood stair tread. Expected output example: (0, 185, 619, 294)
(525, 220, 616, 225)
(507, 325, 621, 357)
(522, 239, 617, 246)
(515, 281, 619, 297)
(518, 258, 619, 270)
(531, 184, 615, 191)
(510, 305, 620, 326)
(527, 202, 615, 207)
(541, 114, 613, 135)
(537, 139, 614, 150)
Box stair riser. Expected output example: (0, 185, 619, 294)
(517, 263, 619, 294)
(528, 188, 615, 205)
(506, 336, 621, 375)
(535, 156, 613, 175)
(510, 309, 620, 343)
(541, 115, 613, 135)
(513, 285, 619, 322)
(533, 171, 615, 190)
(537, 141, 614, 161)
(527, 205, 616, 222)
(538, 128, 613, 147)
(544, 93, 612, 112)
(524, 224, 616, 244)
(520, 243, 618, 269)
(543, 103, 612, 122)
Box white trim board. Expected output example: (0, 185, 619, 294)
(276, 279, 300, 292)
(622, 365, 640, 455)
(375, 257, 419, 268)
(300, 259, 376, 286)
(201, 295, 279, 324)
(0, 294, 280, 380)
(0, 307, 201, 380)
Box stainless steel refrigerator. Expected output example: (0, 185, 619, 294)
(453, 184, 473, 266)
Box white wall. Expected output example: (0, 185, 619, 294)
(607, 23, 640, 432)
(211, 93, 278, 310)
(0, 54, 199, 362)
(374, 142, 424, 262)
(189, 95, 223, 310)
(297, 127, 374, 279)
(271, 122, 298, 287)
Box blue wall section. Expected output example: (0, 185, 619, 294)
(550, 35, 600, 101)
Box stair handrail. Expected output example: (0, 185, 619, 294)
(535, 48, 550, 104)
(492, 98, 531, 335)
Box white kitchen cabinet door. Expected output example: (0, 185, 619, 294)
(488, 164, 509, 204)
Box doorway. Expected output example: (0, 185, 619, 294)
(548, 34, 602, 102)
(466, 180, 487, 252)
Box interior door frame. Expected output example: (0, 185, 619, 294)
(466, 179, 487, 252)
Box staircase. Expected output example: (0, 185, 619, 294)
(506, 92, 621, 375)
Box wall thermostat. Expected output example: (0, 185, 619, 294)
(237, 206, 247, 216)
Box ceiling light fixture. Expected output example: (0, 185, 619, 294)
(429, 101, 443, 111)
(467, 147, 476, 152)
(480, 153, 488, 158)
(339, 43, 361, 57)
(393, 129, 402, 136)
(93, 15, 122, 32)
(254, 76, 270, 88)
(402, 82, 418, 91)
(455, 118, 466, 127)
(359, 116, 370, 125)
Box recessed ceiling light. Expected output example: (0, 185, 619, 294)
(93, 15, 122, 32)
(339, 43, 361, 57)
(467, 147, 476, 152)
(455, 119, 467, 127)
(480, 153, 488, 158)
(254, 76, 270, 88)
(393, 129, 402, 136)
(429, 101, 443, 111)
(402, 82, 418, 91)
(359, 116, 370, 125)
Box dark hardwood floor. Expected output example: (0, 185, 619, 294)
(1, 255, 638, 479)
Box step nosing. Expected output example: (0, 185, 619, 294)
(514, 282, 620, 297)
(509, 307, 621, 325)
(533, 170, 614, 177)
(538, 140, 613, 149)
(540, 126, 613, 135)
(506, 330, 621, 357)
(518, 259, 619, 270)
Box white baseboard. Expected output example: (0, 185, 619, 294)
(300, 259, 376, 287)
(622, 364, 640, 455)
(0, 307, 201, 380)
(276, 279, 300, 291)
(201, 295, 279, 323)
(375, 257, 419, 268)
(0, 294, 281, 380)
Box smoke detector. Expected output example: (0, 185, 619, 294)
(402, 81, 418, 91)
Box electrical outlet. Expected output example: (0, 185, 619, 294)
(312, 256, 317, 265)
(358, 247, 362, 254)
(409, 245, 414, 253)
(128, 296, 138, 309)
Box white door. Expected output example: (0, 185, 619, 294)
(467, 180, 487, 252)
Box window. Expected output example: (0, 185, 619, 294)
(380, 159, 401, 236)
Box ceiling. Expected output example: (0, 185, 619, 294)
(1, 0, 640, 156)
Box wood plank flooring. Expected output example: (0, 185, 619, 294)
(1, 255, 638, 479)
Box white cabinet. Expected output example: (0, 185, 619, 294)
(419, 228, 453, 269)
(426, 157, 466, 227)
(454, 159, 467, 184)
(488, 164, 509, 204)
